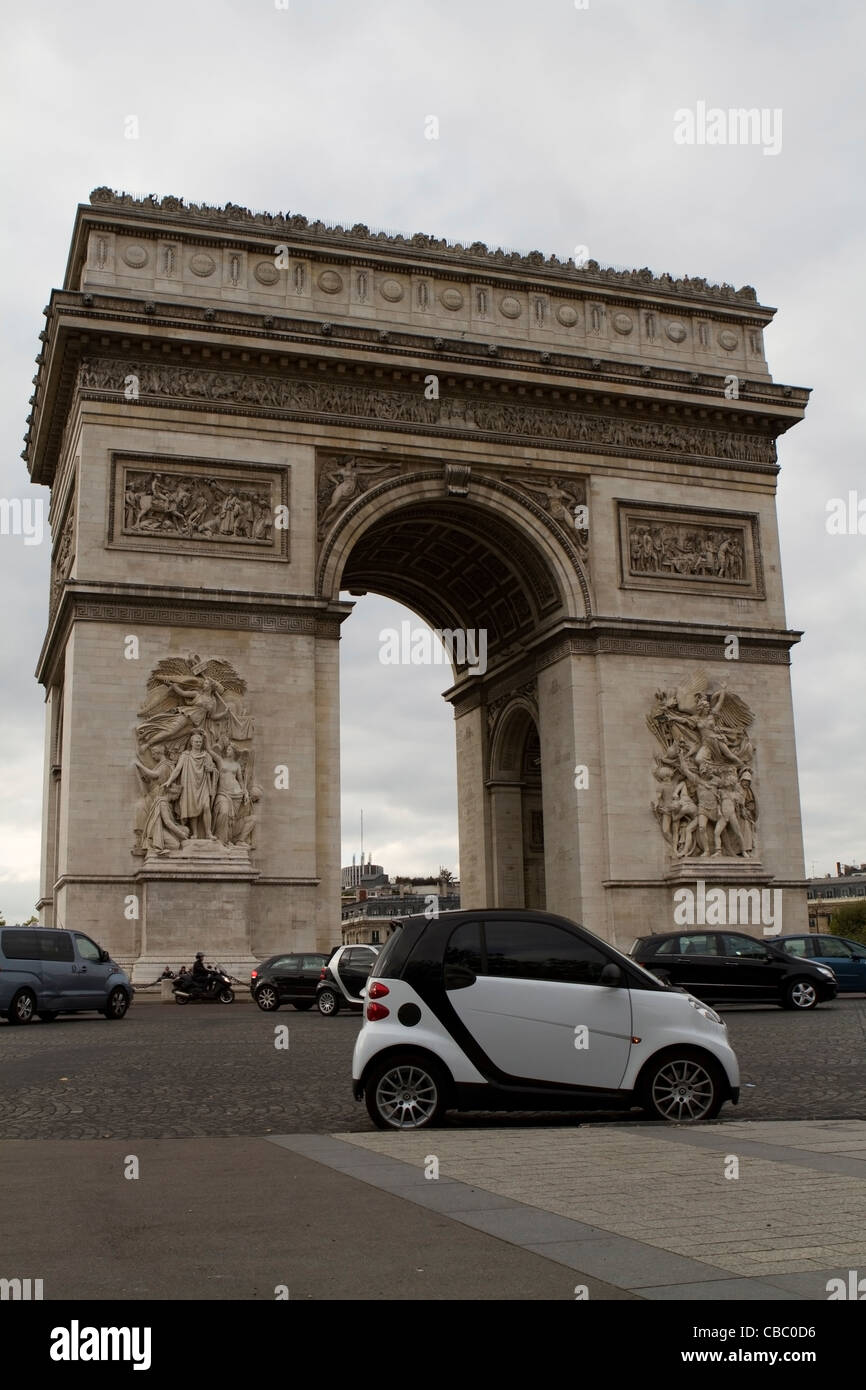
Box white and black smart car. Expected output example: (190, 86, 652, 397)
(316, 943, 381, 1015)
(352, 910, 740, 1129)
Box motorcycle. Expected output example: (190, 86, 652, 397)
(173, 965, 235, 1005)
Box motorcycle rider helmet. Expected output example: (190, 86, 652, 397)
(195, 952, 204, 960)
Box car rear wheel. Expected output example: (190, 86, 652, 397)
(317, 988, 340, 1016)
(782, 978, 818, 1010)
(103, 987, 129, 1019)
(365, 1054, 449, 1131)
(640, 1050, 724, 1123)
(293, 1001, 313, 1011)
(7, 990, 36, 1025)
(254, 985, 280, 1011)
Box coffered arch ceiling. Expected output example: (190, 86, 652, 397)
(337, 500, 567, 669)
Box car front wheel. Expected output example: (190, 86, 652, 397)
(365, 1054, 449, 1131)
(782, 978, 818, 1010)
(641, 1051, 724, 1123)
(317, 988, 340, 1016)
(7, 990, 37, 1025)
(103, 987, 129, 1019)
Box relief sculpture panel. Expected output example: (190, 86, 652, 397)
(109, 455, 289, 560)
(618, 502, 763, 598)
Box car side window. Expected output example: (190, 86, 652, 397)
(302, 955, 325, 970)
(37, 931, 74, 962)
(272, 956, 296, 970)
(654, 938, 680, 955)
(483, 920, 609, 985)
(821, 939, 853, 958)
(0, 929, 40, 960)
(444, 922, 484, 973)
(721, 934, 767, 958)
(348, 950, 376, 974)
(784, 938, 808, 958)
(679, 934, 720, 956)
(75, 935, 102, 962)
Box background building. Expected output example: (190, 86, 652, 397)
(806, 863, 866, 932)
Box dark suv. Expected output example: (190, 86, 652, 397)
(631, 930, 837, 1010)
(251, 952, 331, 1011)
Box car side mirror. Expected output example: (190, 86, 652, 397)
(444, 964, 476, 990)
(599, 962, 623, 986)
(99, 949, 110, 963)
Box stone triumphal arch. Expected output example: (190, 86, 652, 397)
(25, 190, 811, 974)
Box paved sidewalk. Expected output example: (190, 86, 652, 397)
(4, 1121, 865, 1299)
(269, 1119, 866, 1300)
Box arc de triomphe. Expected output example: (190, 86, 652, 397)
(24, 190, 810, 973)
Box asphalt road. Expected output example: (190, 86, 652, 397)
(1, 995, 864, 1140)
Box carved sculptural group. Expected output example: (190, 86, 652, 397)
(123, 468, 273, 544)
(628, 521, 744, 580)
(648, 670, 757, 859)
(133, 654, 260, 856)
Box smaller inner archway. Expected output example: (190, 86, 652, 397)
(488, 702, 546, 910)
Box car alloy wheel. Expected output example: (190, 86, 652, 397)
(255, 985, 279, 1011)
(645, 1055, 721, 1123)
(784, 979, 818, 1010)
(103, 987, 129, 1019)
(367, 1057, 446, 1131)
(317, 989, 340, 1015)
(7, 990, 36, 1025)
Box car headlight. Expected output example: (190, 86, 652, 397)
(815, 966, 835, 979)
(687, 995, 724, 1026)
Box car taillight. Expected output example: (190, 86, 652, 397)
(367, 981, 389, 999)
(319, 967, 327, 980)
(250, 970, 258, 979)
(366, 1002, 390, 1021)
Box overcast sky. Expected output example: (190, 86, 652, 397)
(1, 0, 864, 920)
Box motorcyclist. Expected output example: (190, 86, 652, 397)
(192, 952, 208, 980)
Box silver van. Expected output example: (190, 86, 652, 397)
(0, 927, 132, 1024)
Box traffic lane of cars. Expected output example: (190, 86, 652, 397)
(1, 996, 863, 1142)
(251, 944, 380, 1016)
(631, 929, 839, 1009)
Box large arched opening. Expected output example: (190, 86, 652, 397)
(321, 473, 587, 912)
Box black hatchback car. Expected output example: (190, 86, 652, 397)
(630, 930, 837, 1010)
(251, 952, 331, 1011)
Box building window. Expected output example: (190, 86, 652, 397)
(371, 930, 380, 944)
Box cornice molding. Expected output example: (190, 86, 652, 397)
(35, 583, 345, 688)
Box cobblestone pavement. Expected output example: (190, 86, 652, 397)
(0, 996, 864, 1140)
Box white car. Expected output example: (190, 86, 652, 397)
(352, 910, 740, 1129)
(316, 943, 381, 1015)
